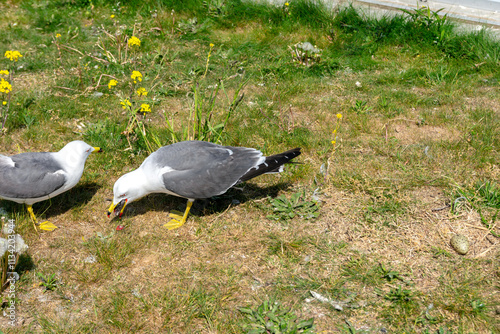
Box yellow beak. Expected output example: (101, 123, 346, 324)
(107, 202, 116, 217)
(107, 199, 128, 218)
(93, 147, 103, 153)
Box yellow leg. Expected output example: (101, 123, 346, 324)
(26, 204, 58, 232)
(164, 199, 194, 230)
(26, 205, 39, 232)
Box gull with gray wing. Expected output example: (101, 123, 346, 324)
(108, 140, 301, 230)
(0, 141, 102, 231)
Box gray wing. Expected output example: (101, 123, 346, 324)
(153, 141, 262, 199)
(0, 152, 66, 199)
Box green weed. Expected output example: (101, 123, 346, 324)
(205, 0, 227, 18)
(379, 263, 404, 282)
(37, 273, 59, 291)
(239, 299, 315, 334)
(266, 190, 319, 221)
(377, 285, 422, 327)
(400, 6, 450, 43)
(382, 285, 415, 303)
(476, 180, 500, 209)
(350, 100, 373, 114)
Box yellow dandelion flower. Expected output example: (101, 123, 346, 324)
(336, 113, 342, 119)
(128, 36, 141, 47)
(2, 101, 6, 105)
(111, 14, 115, 19)
(0, 70, 8, 76)
(108, 79, 118, 89)
(285, 2, 289, 6)
(120, 99, 132, 109)
(131, 70, 143, 83)
(209, 43, 214, 48)
(140, 103, 151, 113)
(56, 33, 61, 38)
(4, 50, 23, 62)
(136, 87, 148, 96)
(331, 140, 336, 145)
(0, 78, 12, 94)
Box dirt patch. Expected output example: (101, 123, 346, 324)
(463, 90, 500, 112)
(387, 121, 460, 145)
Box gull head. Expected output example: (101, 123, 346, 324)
(107, 171, 147, 218)
(58, 140, 102, 168)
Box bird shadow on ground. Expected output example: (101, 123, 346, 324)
(16, 253, 36, 274)
(112, 181, 294, 219)
(24, 182, 100, 219)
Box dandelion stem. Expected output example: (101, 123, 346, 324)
(53, 36, 64, 65)
(202, 44, 214, 79)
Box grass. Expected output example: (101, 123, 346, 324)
(0, 0, 499, 332)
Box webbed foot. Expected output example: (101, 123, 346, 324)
(163, 200, 194, 230)
(39, 221, 58, 231)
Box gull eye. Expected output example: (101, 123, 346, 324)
(119, 194, 127, 198)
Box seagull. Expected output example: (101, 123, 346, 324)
(108, 141, 301, 230)
(0, 141, 102, 231)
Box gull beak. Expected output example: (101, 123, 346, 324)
(93, 147, 103, 153)
(107, 199, 128, 218)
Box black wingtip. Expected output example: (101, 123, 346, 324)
(239, 147, 302, 182)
